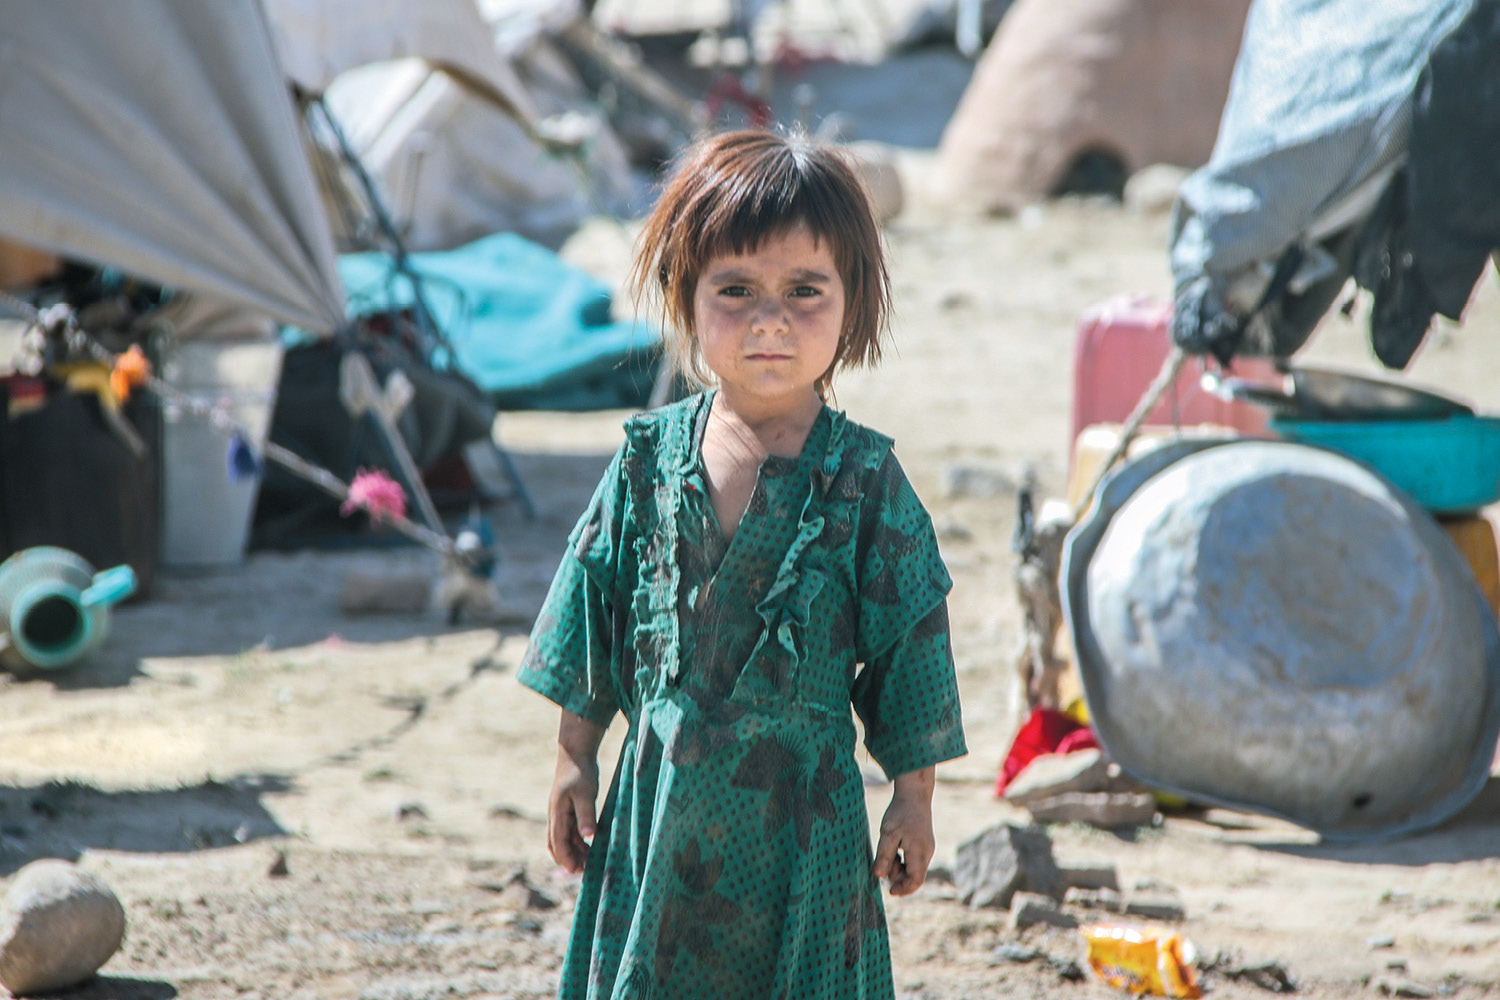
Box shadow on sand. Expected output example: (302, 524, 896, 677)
(54, 977, 179, 1000)
(3, 450, 615, 677)
(0, 775, 290, 877)
(1238, 777, 1500, 866)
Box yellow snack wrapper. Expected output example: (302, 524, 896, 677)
(1083, 923, 1202, 998)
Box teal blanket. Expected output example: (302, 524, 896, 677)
(338, 232, 662, 411)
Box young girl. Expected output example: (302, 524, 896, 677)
(518, 128, 966, 1000)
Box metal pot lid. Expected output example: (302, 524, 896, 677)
(1207, 365, 1474, 421)
(1062, 438, 1500, 840)
(1287, 364, 1474, 421)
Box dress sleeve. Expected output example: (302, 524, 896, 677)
(852, 602, 967, 778)
(850, 453, 967, 778)
(516, 446, 628, 728)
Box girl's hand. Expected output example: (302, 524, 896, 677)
(873, 766, 936, 897)
(547, 710, 606, 874)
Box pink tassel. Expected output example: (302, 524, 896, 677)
(340, 468, 408, 525)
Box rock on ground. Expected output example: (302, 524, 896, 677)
(953, 822, 1063, 909)
(0, 859, 126, 995)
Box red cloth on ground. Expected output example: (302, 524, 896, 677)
(996, 706, 1101, 796)
(1055, 726, 1100, 756)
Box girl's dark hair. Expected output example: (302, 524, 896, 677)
(628, 128, 892, 397)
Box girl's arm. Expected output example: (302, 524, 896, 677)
(872, 765, 936, 896)
(548, 709, 607, 873)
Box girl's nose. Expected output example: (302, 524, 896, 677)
(751, 297, 788, 332)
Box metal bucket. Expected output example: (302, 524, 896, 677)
(1062, 438, 1500, 840)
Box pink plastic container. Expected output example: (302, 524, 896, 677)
(1070, 295, 1279, 451)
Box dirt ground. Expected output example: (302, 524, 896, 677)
(3, 140, 1500, 1000)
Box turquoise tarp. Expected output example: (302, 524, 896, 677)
(338, 232, 662, 411)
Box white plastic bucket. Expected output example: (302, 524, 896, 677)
(160, 338, 283, 567)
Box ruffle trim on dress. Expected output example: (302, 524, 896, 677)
(619, 396, 704, 685)
(601, 394, 913, 706)
(746, 411, 893, 699)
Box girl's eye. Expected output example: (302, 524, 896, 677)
(718, 285, 750, 298)
(790, 285, 821, 298)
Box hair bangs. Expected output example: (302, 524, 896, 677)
(628, 128, 891, 397)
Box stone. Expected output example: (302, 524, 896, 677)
(1058, 861, 1120, 892)
(991, 942, 1042, 964)
(432, 557, 502, 625)
(339, 568, 433, 615)
(1003, 749, 1111, 806)
(1050, 956, 1088, 981)
(1218, 959, 1296, 992)
(925, 865, 955, 886)
(934, 516, 974, 541)
(1024, 791, 1158, 828)
(0, 859, 126, 995)
(939, 291, 974, 312)
(474, 868, 559, 911)
(1374, 978, 1434, 998)
(954, 823, 1063, 910)
(1063, 886, 1123, 912)
(1124, 896, 1186, 921)
(394, 801, 429, 822)
(1009, 891, 1078, 930)
(940, 463, 1016, 499)
(1124, 164, 1191, 214)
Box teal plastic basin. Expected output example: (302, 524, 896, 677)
(1270, 414, 1500, 514)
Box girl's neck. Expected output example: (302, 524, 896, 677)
(710, 387, 824, 459)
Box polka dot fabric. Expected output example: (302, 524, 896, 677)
(518, 392, 967, 1000)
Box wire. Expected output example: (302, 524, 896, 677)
(0, 289, 459, 558)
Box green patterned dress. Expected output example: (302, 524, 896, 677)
(519, 392, 966, 1000)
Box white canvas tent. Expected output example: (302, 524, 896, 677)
(321, 53, 641, 252)
(301, 0, 641, 252)
(0, 0, 576, 329)
(263, 0, 541, 125)
(0, 0, 545, 566)
(0, 0, 346, 334)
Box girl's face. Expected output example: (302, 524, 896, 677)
(692, 225, 845, 414)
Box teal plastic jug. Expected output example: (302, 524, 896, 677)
(0, 547, 137, 670)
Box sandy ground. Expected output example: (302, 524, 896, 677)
(3, 92, 1500, 1000)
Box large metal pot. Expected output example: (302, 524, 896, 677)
(1062, 438, 1500, 840)
(1208, 364, 1474, 421)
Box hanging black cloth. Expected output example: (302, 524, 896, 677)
(1407, 1, 1500, 320)
(1360, 0, 1500, 369)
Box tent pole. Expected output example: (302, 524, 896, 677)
(307, 95, 451, 367)
(303, 94, 538, 521)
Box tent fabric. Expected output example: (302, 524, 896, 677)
(478, 0, 587, 57)
(267, 0, 645, 257)
(254, 336, 497, 537)
(1168, 0, 1474, 362)
(0, 0, 346, 335)
(337, 232, 662, 410)
(261, 0, 540, 124)
(324, 55, 641, 253)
